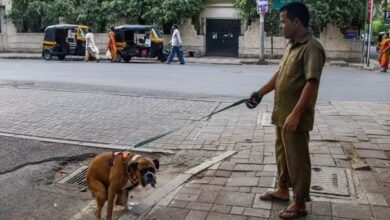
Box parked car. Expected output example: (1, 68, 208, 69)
(42, 24, 88, 60)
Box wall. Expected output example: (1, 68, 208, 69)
(6, 33, 43, 52)
(239, 20, 362, 60)
(239, 20, 288, 58)
(319, 23, 362, 60)
(0, 33, 109, 53)
(166, 19, 205, 56)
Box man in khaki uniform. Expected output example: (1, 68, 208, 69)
(246, 2, 325, 219)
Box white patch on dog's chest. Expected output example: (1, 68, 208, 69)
(122, 179, 133, 190)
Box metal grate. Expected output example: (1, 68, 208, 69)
(311, 167, 350, 197)
(57, 165, 88, 189)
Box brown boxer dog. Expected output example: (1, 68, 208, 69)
(86, 151, 159, 220)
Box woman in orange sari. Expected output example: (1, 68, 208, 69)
(377, 32, 390, 72)
(107, 27, 117, 62)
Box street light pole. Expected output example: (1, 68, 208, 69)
(366, 0, 374, 67)
(259, 12, 265, 62)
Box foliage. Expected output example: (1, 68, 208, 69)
(233, 0, 258, 19)
(372, 2, 390, 44)
(10, 0, 209, 32)
(305, 0, 367, 36)
(11, 0, 76, 32)
(233, 0, 373, 36)
(234, 0, 280, 35)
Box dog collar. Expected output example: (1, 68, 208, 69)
(113, 151, 141, 187)
(131, 154, 141, 162)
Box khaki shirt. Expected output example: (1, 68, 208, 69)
(271, 33, 325, 131)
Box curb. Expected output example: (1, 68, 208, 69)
(0, 54, 379, 69)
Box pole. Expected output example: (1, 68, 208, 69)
(362, 23, 367, 64)
(366, 0, 374, 67)
(259, 13, 265, 62)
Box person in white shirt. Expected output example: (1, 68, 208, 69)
(167, 24, 185, 64)
(84, 28, 99, 62)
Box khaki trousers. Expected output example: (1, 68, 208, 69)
(275, 127, 311, 202)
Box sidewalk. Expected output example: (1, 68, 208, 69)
(124, 102, 390, 220)
(0, 52, 379, 70)
(64, 100, 389, 220)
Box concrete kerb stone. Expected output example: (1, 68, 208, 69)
(0, 53, 376, 68)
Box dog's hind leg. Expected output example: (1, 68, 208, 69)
(89, 181, 106, 220)
(106, 187, 117, 220)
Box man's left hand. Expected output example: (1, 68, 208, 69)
(283, 113, 300, 133)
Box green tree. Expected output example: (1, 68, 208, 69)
(233, 0, 373, 36)
(11, 0, 209, 32)
(372, 2, 390, 44)
(11, 0, 76, 32)
(305, 0, 367, 36)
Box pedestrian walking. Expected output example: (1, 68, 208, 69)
(377, 32, 390, 72)
(246, 2, 325, 219)
(107, 26, 117, 62)
(84, 28, 99, 62)
(166, 24, 185, 65)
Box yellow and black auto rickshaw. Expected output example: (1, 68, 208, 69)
(42, 24, 89, 60)
(114, 25, 167, 62)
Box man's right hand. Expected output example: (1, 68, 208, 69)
(246, 91, 263, 109)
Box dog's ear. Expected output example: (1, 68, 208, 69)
(153, 159, 159, 170)
(129, 161, 138, 171)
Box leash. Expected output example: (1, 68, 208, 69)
(132, 98, 248, 149)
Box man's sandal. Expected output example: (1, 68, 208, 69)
(259, 191, 290, 201)
(279, 208, 308, 219)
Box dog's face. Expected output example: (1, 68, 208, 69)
(129, 157, 159, 188)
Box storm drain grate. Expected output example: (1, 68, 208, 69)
(311, 167, 350, 197)
(57, 165, 88, 189)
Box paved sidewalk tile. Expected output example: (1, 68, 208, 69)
(206, 212, 247, 220)
(367, 193, 389, 206)
(356, 149, 388, 159)
(331, 203, 373, 220)
(310, 201, 332, 216)
(243, 208, 270, 218)
(187, 202, 213, 211)
(211, 204, 231, 214)
(372, 206, 390, 220)
(145, 206, 189, 220)
(215, 192, 254, 207)
(185, 210, 208, 220)
(226, 177, 259, 187)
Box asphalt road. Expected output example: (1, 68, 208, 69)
(0, 59, 389, 102)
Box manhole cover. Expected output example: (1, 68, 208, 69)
(57, 165, 88, 189)
(311, 167, 350, 197)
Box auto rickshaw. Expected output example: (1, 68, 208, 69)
(42, 24, 89, 60)
(114, 25, 167, 62)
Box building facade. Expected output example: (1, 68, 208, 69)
(0, 0, 362, 61)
